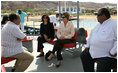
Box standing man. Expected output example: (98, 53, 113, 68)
(49, 13, 60, 27)
(16, 9, 28, 32)
(1, 13, 34, 72)
(80, 8, 117, 72)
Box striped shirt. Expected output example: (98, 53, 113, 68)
(1, 21, 26, 57)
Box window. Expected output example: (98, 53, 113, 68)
(67, 8, 69, 11)
(71, 8, 73, 11)
(74, 8, 76, 12)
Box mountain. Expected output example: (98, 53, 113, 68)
(1, 1, 117, 10)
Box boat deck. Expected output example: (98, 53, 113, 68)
(3, 36, 84, 72)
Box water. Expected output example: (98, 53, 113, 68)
(71, 18, 116, 28)
(24, 18, 116, 36)
(24, 17, 116, 34)
(56, 18, 99, 28)
(72, 18, 99, 28)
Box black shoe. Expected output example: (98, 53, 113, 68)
(11, 68, 15, 72)
(37, 52, 44, 57)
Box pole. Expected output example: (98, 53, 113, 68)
(33, 21, 35, 36)
(77, 1, 79, 28)
(59, 1, 61, 23)
(65, 1, 66, 12)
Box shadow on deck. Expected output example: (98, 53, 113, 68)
(3, 36, 84, 72)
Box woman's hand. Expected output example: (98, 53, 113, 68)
(47, 38, 51, 42)
(44, 34, 48, 40)
(60, 36, 65, 40)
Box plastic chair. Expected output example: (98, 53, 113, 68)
(113, 64, 117, 72)
(1, 65, 6, 72)
(49, 31, 78, 55)
(1, 57, 15, 64)
(1, 57, 15, 72)
(49, 31, 77, 48)
(49, 28, 88, 56)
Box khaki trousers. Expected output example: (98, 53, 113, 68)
(11, 50, 34, 72)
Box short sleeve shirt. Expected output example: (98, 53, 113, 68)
(1, 21, 26, 57)
(16, 11, 27, 23)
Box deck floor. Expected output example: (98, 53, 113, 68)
(3, 36, 84, 72)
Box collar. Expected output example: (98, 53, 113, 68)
(7, 21, 17, 26)
(62, 21, 69, 27)
(102, 18, 111, 25)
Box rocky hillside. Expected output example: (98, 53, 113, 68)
(1, 1, 117, 10)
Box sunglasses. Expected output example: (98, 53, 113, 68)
(97, 13, 102, 16)
(62, 17, 66, 19)
(44, 17, 48, 19)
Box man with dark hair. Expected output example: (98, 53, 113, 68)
(80, 8, 117, 72)
(99, 8, 111, 18)
(16, 9, 28, 32)
(1, 13, 34, 72)
(18, 10, 22, 14)
(9, 13, 18, 21)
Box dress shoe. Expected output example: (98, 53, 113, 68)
(11, 68, 15, 72)
(37, 52, 44, 57)
(46, 53, 53, 61)
(56, 61, 61, 67)
(56, 64, 60, 67)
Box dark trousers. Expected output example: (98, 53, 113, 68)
(80, 51, 117, 72)
(52, 39, 74, 60)
(37, 36, 47, 52)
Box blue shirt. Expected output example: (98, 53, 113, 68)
(16, 11, 27, 23)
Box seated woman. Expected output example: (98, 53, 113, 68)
(1, 15, 9, 29)
(47, 12, 75, 67)
(37, 15, 55, 57)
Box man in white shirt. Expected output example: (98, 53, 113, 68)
(80, 8, 117, 72)
(1, 13, 34, 72)
(49, 13, 59, 27)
